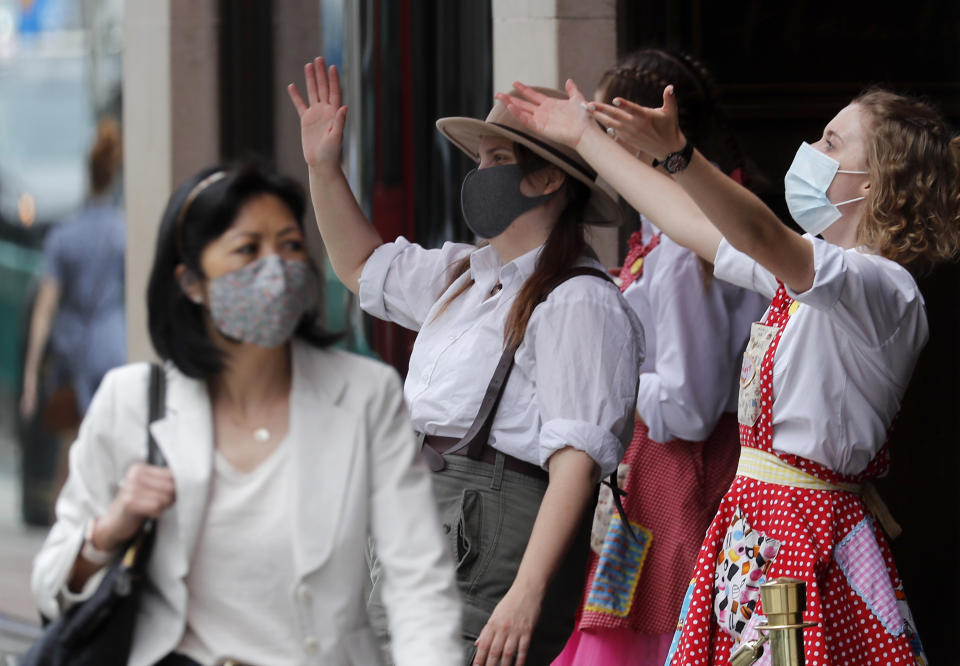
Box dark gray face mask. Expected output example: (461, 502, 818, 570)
(460, 163, 555, 239)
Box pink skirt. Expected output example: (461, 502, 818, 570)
(552, 627, 673, 666)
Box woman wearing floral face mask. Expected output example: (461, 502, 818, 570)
(497, 84, 960, 664)
(31, 164, 462, 666)
(287, 59, 643, 666)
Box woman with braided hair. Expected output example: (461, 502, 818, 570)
(553, 48, 767, 666)
(499, 68, 960, 663)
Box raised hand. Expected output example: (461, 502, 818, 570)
(495, 79, 594, 149)
(587, 85, 687, 161)
(287, 57, 348, 170)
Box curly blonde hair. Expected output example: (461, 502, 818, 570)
(854, 89, 960, 273)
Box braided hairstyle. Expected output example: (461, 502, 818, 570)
(597, 48, 747, 182)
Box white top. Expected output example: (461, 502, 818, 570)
(359, 238, 645, 476)
(624, 218, 768, 442)
(714, 234, 928, 475)
(32, 344, 462, 666)
(177, 442, 301, 666)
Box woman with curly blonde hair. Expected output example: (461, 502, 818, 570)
(497, 81, 960, 665)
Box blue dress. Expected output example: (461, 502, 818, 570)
(42, 198, 126, 413)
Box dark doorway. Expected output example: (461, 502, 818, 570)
(618, 1, 960, 660)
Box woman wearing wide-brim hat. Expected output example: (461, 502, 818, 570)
(288, 58, 644, 666)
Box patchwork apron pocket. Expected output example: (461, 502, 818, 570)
(738, 322, 779, 426)
(714, 508, 781, 643)
(833, 518, 905, 636)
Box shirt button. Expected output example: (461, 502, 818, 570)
(304, 636, 320, 654)
(297, 584, 312, 604)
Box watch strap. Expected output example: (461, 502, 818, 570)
(652, 140, 694, 172)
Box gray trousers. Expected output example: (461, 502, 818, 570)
(368, 452, 592, 666)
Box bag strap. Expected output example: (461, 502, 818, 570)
(147, 363, 167, 467)
(124, 363, 167, 572)
(447, 266, 615, 460)
(444, 266, 643, 546)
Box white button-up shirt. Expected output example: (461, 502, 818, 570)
(714, 234, 928, 475)
(359, 238, 644, 476)
(624, 218, 767, 442)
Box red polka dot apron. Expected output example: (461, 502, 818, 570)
(666, 283, 928, 666)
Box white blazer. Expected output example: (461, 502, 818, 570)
(32, 341, 462, 666)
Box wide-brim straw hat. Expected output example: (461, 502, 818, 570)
(436, 87, 623, 227)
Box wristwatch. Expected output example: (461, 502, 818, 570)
(652, 140, 694, 174)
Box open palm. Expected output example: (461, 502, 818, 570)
(287, 57, 348, 169)
(589, 85, 686, 158)
(495, 80, 593, 149)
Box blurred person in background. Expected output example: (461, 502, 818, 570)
(19, 117, 126, 428)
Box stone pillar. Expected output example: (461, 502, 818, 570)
(272, 0, 323, 254)
(122, 0, 219, 362)
(491, 0, 620, 267)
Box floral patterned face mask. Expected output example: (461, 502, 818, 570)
(207, 255, 317, 348)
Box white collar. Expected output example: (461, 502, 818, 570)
(468, 243, 543, 295)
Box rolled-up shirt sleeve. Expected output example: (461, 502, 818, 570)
(358, 237, 473, 331)
(784, 235, 926, 349)
(713, 237, 778, 300)
(632, 248, 730, 442)
(524, 282, 644, 477)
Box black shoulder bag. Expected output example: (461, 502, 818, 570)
(23, 363, 167, 666)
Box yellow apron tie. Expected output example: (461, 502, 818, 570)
(736, 447, 902, 539)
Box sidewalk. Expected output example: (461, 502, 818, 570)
(0, 396, 47, 625)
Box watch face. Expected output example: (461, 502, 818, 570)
(665, 153, 688, 173)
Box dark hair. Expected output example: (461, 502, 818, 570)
(434, 144, 590, 347)
(147, 163, 340, 379)
(598, 48, 748, 182)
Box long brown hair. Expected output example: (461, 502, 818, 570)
(433, 143, 590, 348)
(853, 89, 960, 273)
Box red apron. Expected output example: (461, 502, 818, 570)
(667, 283, 927, 665)
(575, 228, 740, 635)
(577, 417, 740, 635)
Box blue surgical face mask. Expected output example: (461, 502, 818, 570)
(784, 142, 867, 235)
(460, 164, 555, 239)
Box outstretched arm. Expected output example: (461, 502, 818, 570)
(287, 57, 383, 294)
(497, 81, 815, 292)
(496, 82, 721, 264)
